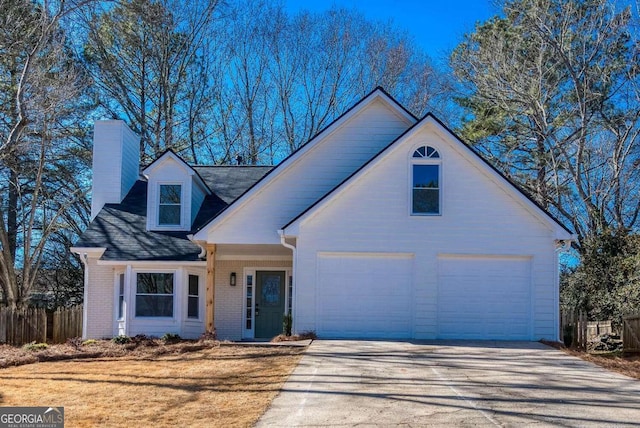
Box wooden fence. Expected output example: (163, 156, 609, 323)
(586, 320, 613, 340)
(52, 306, 83, 343)
(560, 309, 588, 349)
(622, 314, 640, 353)
(0, 305, 83, 346)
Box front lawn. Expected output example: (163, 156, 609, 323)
(0, 340, 304, 427)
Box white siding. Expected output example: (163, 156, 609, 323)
(206, 98, 414, 244)
(91, 120, 140, 219)
(293, 124, 560, 340)
(191, 180, 206, 225)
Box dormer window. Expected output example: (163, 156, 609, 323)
(411, 146, 441, 215)
(143, 150, 212, 232)
(159, 184, 182, 225)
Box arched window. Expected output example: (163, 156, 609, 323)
(411, 146, 441, 215)
(412, 146, 440, 159)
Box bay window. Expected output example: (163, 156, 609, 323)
(135, 273, 174, 317)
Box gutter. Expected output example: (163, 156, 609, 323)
(187, 234, 207, 259)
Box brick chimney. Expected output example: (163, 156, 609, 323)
(91, 120, 140, 219)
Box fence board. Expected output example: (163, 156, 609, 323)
(53, 306, 83, 343)
(0, 308, 6, 343)
(0, 305, 82, 346)
(561, 309, 588, 349)
(587, 321, 612, 340)
(623, 314, 640, 353)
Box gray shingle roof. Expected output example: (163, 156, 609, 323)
(75, 166, 272, 261)
(193, 166, 272, 204)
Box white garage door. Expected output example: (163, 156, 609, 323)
(438, 256, 532, 340)
(317, 253, 413, 338)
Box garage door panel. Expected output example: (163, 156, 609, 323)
(438, 256, 532, 340)
(317, 254, 413, 338)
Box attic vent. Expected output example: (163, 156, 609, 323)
(413, 146, 440, 159)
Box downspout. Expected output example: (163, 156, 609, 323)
(78, 253, 89, 340)
(279, 230, 297, 334)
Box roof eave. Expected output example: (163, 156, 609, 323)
(70, 247, 107, 258)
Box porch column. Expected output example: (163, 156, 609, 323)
(206, 243, 216, 332)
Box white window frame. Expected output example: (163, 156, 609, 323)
(113, 269, 127, 336)
(133, 270, 177, 319)
(410, 145, 442, 216)
(117, 271, 125, 320)
(185, 271, 203, 321)
(157, 182, 183, 227)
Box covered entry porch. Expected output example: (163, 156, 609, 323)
(205, 244, 293, 340)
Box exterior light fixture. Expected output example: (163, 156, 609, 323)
(230, 272, 236, 286)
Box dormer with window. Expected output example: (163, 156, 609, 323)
(143, 151, 211, 231)
(411, 145, 441, 215)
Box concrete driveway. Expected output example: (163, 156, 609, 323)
(257, 340, 640, 427)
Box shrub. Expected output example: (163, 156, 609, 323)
(199, 330, 217, 342)
(298, 331, 317, 340)
(561, 231, 640, 326)
(111, 335, 131, 345)
(23, 342, 48, 351)
(283, 312, 292, 336)
(271, 330, 317, 342)
(66, 337, 83, 350)
(161, 333, 181, 343)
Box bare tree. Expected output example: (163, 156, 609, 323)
(82, 0, 220, 163)
(451, 0, 640, 249)
(207, 2, 451, 164)
(0, 0, 94, 309)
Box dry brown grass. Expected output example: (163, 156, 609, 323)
(542, 340, 640, 380)
(0, 343, 304, 427)
(567, 350, 640, 380)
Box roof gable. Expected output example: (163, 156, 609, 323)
(282, 113, 573, 239)
(192, 87, 417, 241)
(143, 149, 211, 195)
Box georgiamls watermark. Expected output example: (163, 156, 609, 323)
(0, 407, 64, 428)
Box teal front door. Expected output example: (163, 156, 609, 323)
(255, 271, 286, 339)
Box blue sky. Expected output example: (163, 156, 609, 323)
(284, 0, 498, 59)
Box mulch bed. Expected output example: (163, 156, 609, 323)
(0, 336, 220, 369)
